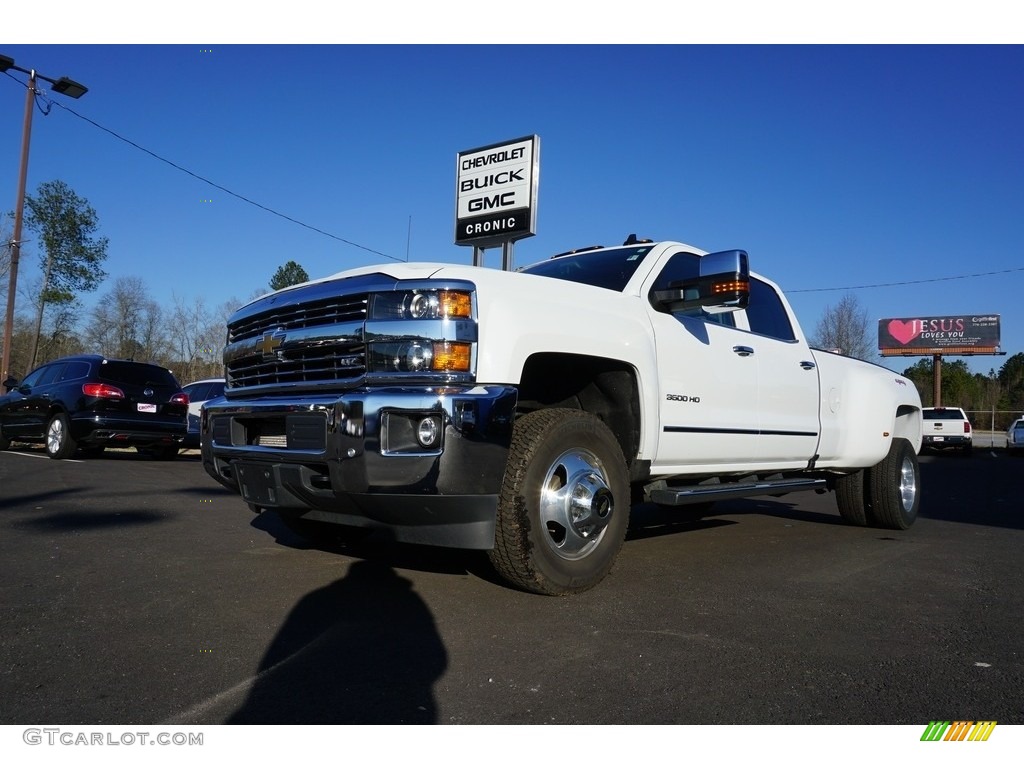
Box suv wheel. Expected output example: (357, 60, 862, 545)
(46, 413, 78, 459)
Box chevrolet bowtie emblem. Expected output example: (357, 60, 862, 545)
(258, 330, 285, 359)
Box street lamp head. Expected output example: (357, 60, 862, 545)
(0, 54, 15, 72)
(51, 76, 87, 99)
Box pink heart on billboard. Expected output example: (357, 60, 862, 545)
(888, 319, 920, 345)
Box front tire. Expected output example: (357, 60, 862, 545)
(45, 413, 77, 459)
(489, 409, 630, 596)
(866, 437, 920, 530)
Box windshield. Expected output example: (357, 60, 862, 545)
(518, 246, 654, 292)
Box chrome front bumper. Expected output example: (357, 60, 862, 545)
(201, 385, 517, 549)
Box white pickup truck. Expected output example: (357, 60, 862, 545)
(201, 236, 924, 594)
(921, 406, 973, 454)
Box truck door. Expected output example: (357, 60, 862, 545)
(647, 251, 762, 471)
(742, 278, 820, 464)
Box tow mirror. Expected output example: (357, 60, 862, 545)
(653, 250, 750, 314)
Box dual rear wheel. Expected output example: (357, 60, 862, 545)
(836, 437, 920, 530)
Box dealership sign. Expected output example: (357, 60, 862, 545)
(455, 135, 539, 247)
(878, 315, 1001, 356)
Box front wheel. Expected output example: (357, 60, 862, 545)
(46, 413, 77, 459)
(866, 437, 920, 530)
(489, 409, 630, 596)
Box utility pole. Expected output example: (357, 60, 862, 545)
(0, 54, 87, 379)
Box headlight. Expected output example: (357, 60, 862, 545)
(368, 341, 472, 373)
(370, 290, 472, 320)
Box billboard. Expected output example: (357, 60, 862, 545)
(455, 135, 539, 248)
(878, 314, 1000, 356)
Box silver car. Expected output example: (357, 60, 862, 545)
(180, 378, 225, 448)
(1007, 418, 1024, 455)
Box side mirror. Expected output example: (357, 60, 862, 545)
(653, 250, 750, 314)
(2, 376, 17, 393)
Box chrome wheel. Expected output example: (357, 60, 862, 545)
(490, 409, 630, 595)
(899, 455, 917, 512)
(538, 448, 615, 561)
(47, 418, 65, 454)
(868, 437, 919, 530)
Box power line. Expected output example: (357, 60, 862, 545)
(2, 71, 402, 263)
(788, 265, 1024, 293)
(6, 73, 1022, 287)
(51, 100, 403, 262)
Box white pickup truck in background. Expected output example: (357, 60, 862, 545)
(201, 236, 924, 594)
(921, 406, 973, 454)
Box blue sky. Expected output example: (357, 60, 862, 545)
(2, 41, 1021, 375)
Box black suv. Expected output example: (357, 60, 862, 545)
(0, 355, 189, 459)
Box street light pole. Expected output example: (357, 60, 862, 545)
(2, 70, 37, 381)
(0, 54, 87, 381)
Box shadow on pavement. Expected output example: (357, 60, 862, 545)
(228, 560, 447, 724)
(11, 509, 172, 531)
(250, 509, 500, 584)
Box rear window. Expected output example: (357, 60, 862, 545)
(99, 361, 179, 388)
(923, 408, 967, 420)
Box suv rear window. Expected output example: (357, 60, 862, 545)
(99, 361, 179, 388)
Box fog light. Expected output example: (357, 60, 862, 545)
(416, 416, 441, 448)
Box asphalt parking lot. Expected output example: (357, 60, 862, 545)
(0, 444, 1021, 725)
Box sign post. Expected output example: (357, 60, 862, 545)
(455, 135, 539, 270)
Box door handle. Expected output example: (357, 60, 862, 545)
(732, 346, 754, 357)
(799, 361, 816, 370)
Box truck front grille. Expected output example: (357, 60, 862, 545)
(226, 289, 369, 391)
(228, 294, 368, 343)
(227, 343, 366, 389)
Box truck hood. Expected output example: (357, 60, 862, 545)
(245, 260, 624, 310)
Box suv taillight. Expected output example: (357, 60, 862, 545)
(83, 382, 125, 399)
(170, 393, 190, 405)
(964, 421, 971, 433)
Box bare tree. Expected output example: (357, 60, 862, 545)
(84, 276, 164, 362)
(810, 293, 873, 361)
(168, 293, 224, 384)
